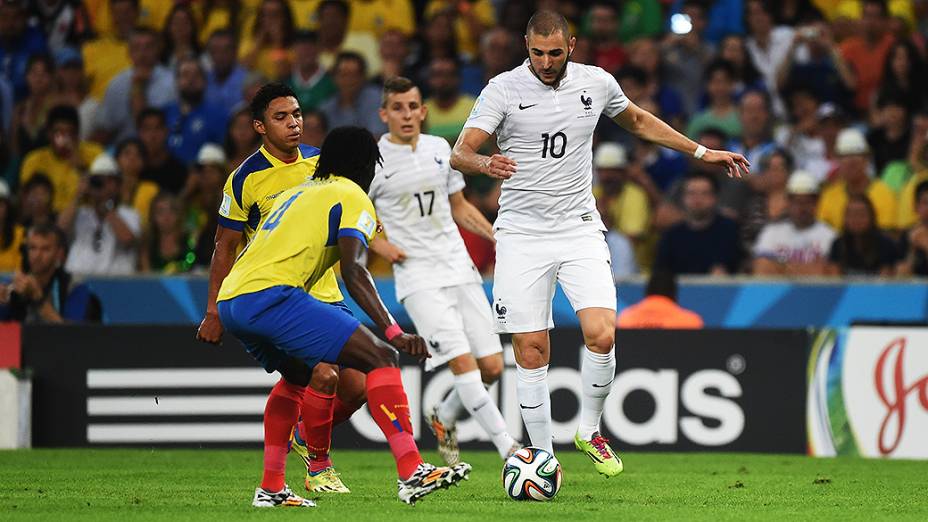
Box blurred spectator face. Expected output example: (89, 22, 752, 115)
(739, 91, 769, 136)
(318, 2, 348, 39)
(26, 230, 64, 276)
(844, 198, 873, 234)
(0, 198, 10, 225)
(177, 59, 207, 103)
(862, 1, 887, 39)
(49, 120, 78, 157)
(889, 43, 912, 80)
(429, 59, 459, 99)
(293, 38, 320, 70)
(425, 12, 455, 52)
(111, 0, 140, 39)
(789, 90, 818, 123)
(720, 36, 747, 66)
(57, 61, 84, 93)
(627, 38, 659, 75)
(380, 87, 425, 143)
(199, 164, 225, 193)
(571, 36, 594, 65)
(682, 3, 707, 37)
(88, 174, 120, 205)
(208, 33, 238, 76)
(129, 31, 160, 70)
(260, 0, 289, 35)
(0, 3, 25, 40)
(589, 5, 618, 42)
(706, 68, 734, 104)
(762, 153, 790, 192)
(379, 30, 408, 63)
(917, 190, 928, 223)
(597, 166, 627, 194)
(167, 7, 197, 52)
(22, 181, 53, 223)
(683, 177, 717, 220)
(839, 154, 869, 184)
(788, 194, 818, 228)
(745, 0, 772, 37)
(526, 28, 573, 86)
(881, 101, 908, 129)
(230, 110, 259, 150)
(481, 28, 517, 74)
(138, 114, 168, 154)
(116, 142, 145, 177)
(151, 195, 181, 234)
(301, 111, 327, 148)
(333, 57, 365, 99)
(26, 58, 53, 96)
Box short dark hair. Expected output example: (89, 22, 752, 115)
(26, 53, 55, 76)
(863, 0, 889, 16)
(526, 10, 570, 38)
(115, 137, 147, 162)
(705, 59, 736, 81)
(915, 180, 928, 206)
(136, 107, 166, 128)
(208, 27, 236, 44)
(318, 0, 349, 18)
(698, 126, 729, 143)
(759, 148, 794, 173)
(740, 88, 772, 110)
(333, 51, 367, 77)
(250, 82, 297, 121)
(646, 270, 678, 300)
(22, 173, 54, 198)
(303, 109, 328, 132)
(683, 170, 719, 194)
(616, 65, 649, 87)
(293, 30, 319, 45)
(27, 222, 67, 250)
(381, 76, 417, 107)
(876, 88, 908, 110)
(46, 104, 80, 131)
(312, 126, 382, 193)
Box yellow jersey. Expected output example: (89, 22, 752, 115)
(218, 143, 343, 302)
(217, 176, 378, 302)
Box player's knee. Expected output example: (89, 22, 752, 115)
(517, 346, 547, 368)
(583, 325, 615, 353)
(478, 355, 504, 384)
(309, 364, 339, 395)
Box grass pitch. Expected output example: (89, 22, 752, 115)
(1, 449, 926, 521)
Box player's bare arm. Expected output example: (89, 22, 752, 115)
(370, 234, 407, 263)
(449, 191, 495, 243)
(612, 101, 751, 178)
(196, 224, 243, 344)
(451, 127, 517, 180)
(338, 235, 427, 360)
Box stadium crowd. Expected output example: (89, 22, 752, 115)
(0, 0, 927, 290)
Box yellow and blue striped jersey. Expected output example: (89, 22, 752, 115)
(217, 176, 378, 302)
(218, 143, 344, 303)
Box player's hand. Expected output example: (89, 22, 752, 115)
(481, 154, 517, 180)
(196, 311, 224, 345)
(383, 242, 407, 264)
(389, 333, 430, 361)
(701, 149, 751, 178)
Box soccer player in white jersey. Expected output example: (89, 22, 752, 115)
(450, 11, 751, 476)
(368, 77, 520, 464)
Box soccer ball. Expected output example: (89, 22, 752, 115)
(501, 447, 562, 501)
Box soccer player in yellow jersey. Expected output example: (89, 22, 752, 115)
(195, 83, 360, 492)
(217, 127, 471, 507)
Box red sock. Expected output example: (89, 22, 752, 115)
(261, 379, 304, 492)
(366, 367, 423, 480)
(300, 387, 335, 473)
(332, 396, 363, 427)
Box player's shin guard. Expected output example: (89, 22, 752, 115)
(366, 367, 423, 480)
(516, 364, 553, 453)
(263, 379, 305, 492)
(454, 370, 515, 458)
(578, 347, 616, 440)
(300, 387, 335, 472)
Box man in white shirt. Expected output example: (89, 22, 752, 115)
(450, 10, 749, 476)
(369, 77, 519, 465)
(753, 171, 835, 276)
(58, 153, 141, 275)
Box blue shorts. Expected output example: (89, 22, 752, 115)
(217, 286, 360, 373)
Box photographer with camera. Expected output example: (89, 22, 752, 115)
(57, 153, 141, 275)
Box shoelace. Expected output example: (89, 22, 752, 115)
(590, 435, 613, 460)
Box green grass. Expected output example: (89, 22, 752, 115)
(1, 449, 926, 521)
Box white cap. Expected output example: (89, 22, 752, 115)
(0, 179, 9, 199)
(835, 128, 870, 156)
(89, 153, 119, 177)
(594, 142, 628, 169)
(197, 143, 227, 166)
(786, 170, 819, 195)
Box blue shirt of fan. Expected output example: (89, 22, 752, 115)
(164, 101, 229, 165)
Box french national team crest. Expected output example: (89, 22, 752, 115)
(580, 91, 593, 111)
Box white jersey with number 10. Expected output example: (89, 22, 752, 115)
(463, 60, 629, 236)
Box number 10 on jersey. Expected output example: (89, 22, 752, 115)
(541, 132, 567, 158)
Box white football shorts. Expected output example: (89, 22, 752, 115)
(492, 228, 616, 333)
(402, 283, 503, 372)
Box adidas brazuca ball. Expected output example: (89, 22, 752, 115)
(502, 447, 562, 501)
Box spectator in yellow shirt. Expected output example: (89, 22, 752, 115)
(593, 142, 651, 243)
(817, 128, 898, 231)
(425, 0, 495, 59)
(316, 0, 381, 78)
(898, 117, 928, 229)
(19, 105, 102, 213)
(81, 0, 137, 101)
(239, 0, 296, 81)
(424, 57, 476, 145)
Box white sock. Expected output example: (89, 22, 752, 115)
(437, 387, 466, 426)
(454, 370, 515, 458)
(516, 364, 553, 453)
(578, 347, 616, 440)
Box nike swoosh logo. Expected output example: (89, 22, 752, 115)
(518, 103, 538, 110)
(520, 403, 542, 409)
(592, 379, 614, 388)
(383, 171, 395, 179)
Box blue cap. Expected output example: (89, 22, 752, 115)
(55, 47, 83, 68)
